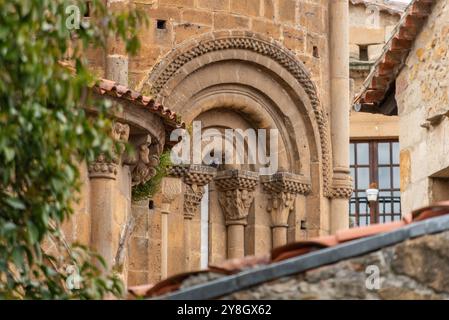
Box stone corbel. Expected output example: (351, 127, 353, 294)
(88, 122, 130, 180)
(329, 167, 353, 199)
(214, 170, 259, 226)
(261, 172, 312, 228)
(124, 134, 161, 186)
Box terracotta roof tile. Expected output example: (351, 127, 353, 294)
(93, 79, 185, 131)
(129, 201, 449, 299)
(353, 0, 435, 112)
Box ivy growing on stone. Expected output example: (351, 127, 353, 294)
(132, 152, 172, 202)
(0, 0, 145, 299)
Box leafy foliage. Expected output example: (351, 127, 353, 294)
(0, 0, 145, 299)
(132, 152, 172, 201)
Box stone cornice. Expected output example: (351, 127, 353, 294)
(261, 172, 311, 195)
(214, 169, 259, 192)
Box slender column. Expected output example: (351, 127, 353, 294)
(330, 0, 353, 233)
(89, 122, 129, 268)
(261, 172, 311, 248)
(171, 165, 216, 271)
(160, 177, 182, 279)
(215, 170, 259, 259)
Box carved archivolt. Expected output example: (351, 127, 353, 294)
(145, 32, 333, 197)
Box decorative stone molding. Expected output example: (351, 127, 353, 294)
(88, 122, 130, 179)
(329, 168, 354, 199)
(145, 31, 332, 198)
(261, 172, 311, 227)
(170, 165, 217, 219)
(214, 170, 259, 225)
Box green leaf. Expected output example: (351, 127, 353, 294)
(5, 198, 26, 210)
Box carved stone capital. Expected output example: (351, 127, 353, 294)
(184, 184, 205, 220)
(88, 122, 130, 180)
(329, 168, 353, 199)
(215, 170, 259, 225)
(170, 165, 217, 219)
(261, 172, 311, 227)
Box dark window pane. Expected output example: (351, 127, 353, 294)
(350, 143, 355, 165)
(393, 167, 400, 189)
(357, 168, 369, 190)
(357, 143, 369, 165)
(378, 143, 390, 165)
(392, 142, 400, 164)
(379, 167, 391, 189)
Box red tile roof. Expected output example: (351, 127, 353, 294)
(93, 79, 184, 130)
(129, 201, 449, 299)
(353, 0, 435, 112)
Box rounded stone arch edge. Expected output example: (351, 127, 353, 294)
(139, 30, 333, 197)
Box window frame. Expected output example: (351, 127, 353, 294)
(350, 139, 401, 227)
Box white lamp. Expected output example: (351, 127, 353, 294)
(366, 183, 379, 202)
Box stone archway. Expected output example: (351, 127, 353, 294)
(139, 31, 332, 195)
(141, 31, 333, 265)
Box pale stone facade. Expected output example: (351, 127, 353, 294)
(67, 0, 357, 289)
(349, 0, 402, 139)
(396, 0, 449, 214)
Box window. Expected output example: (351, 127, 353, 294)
(157, 20, 167, 30)
(359, 45, 368, 61)
(350, 140, 401, 227)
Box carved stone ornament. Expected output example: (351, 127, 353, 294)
(261, 172, 311, 227)
(124, 134, 162, 187)
(170, 165, 217, 219)
(329, 167, 353, 199)
(214, 170, 259, 225)
(88, 122, 130, 179)
(146, 32, 332, 197)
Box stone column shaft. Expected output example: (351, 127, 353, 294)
(330, 0, 352, 233)
(227, 224, 245, 259)
(170, 165, 216, 271)
(160, 204, 169, 279)
(160, 177, 183, 279)
(89, 122, 129, 270)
